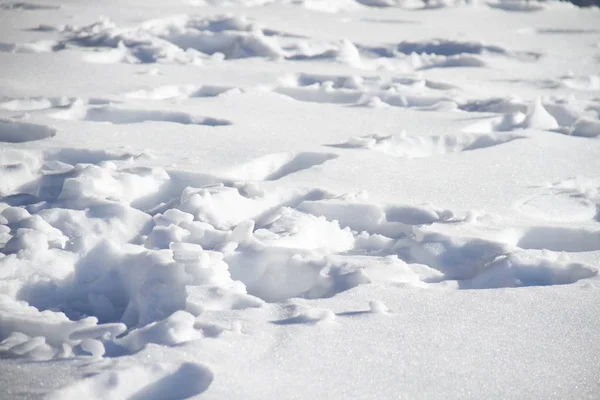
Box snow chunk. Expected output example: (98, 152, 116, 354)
(522, 97, 559, 130)
(115, 310, 200, 353)
(369, 300, 389, 314)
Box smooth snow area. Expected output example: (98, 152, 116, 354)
(1, 0, 600, 398)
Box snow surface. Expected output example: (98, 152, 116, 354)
(1, 0, 600, 398)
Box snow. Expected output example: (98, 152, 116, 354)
(1, 0, 600, 398)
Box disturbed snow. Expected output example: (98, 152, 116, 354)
(0, 0, 599, 399)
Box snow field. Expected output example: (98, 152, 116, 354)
(1, 0, 600, 398)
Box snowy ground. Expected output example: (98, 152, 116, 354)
(1, 0, 600, 398)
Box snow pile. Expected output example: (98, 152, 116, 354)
(463, 96, 600, 136)
(2, 14, 543, 72)
(50, 15, 282, 63)
(3, 148, 595, 361)
(275, 72, 460, 108)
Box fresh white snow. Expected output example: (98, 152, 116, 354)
(1, 0, 599, 398)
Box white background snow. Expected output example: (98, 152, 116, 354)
(0, 0, 599, 398)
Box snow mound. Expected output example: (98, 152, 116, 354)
(4, 145, 594, 362)
(462, 95, 600, 136)
(521, 97, 559, 130)
(52, 16, 283, 63)
(274, 72, 462, 109)
(9, 15, 542, 72)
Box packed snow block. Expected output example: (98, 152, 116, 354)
(154, 209, 195, 227)
(145, 224, 191, 249)
(166, 30, 282, 60)
(0, 334, 52, 359)
(298, 200, 385, 233)
(0, 119, 56, 143)
(4, 230, 49, 254)
(1, 206, 32, 224)
(185, 284, 263, 314)
(225, 246, 327, 302)
(171, 242, 234, 287)
(260, 207, 354, 252)
(178, 220, 231, 249)
(54, 242, 190, 327)
(151, 15, 282, 59)
(521, 97, 559, 130)
(230, 219, 255, 245)
(56, 163, 170, 205)
(115, 310, 199, 353)
(0, 295, 102, 358)
(37, 203, 153, 251)
(61, 15, 284, 64)
(0, 149, 42, 196)
(8, 214, 67, 249)
(79, 339, 105, 357)
(177, 185, 298, 230)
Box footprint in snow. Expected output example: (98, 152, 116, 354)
(0, 119, 56, 143)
